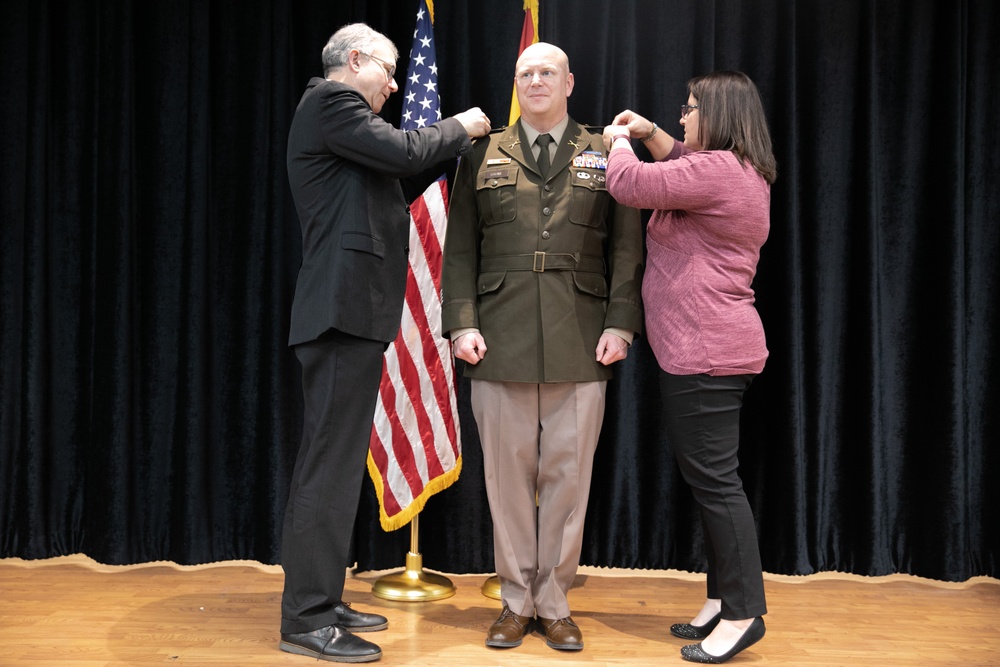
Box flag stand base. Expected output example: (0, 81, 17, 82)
(371, 552, 455, 601)
(370, 515, 455, 602)
(480, 575, 501, 600)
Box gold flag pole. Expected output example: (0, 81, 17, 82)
(371, 514, 455, 601)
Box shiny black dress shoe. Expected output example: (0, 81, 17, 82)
(680, 616, 765, 664)
(279, 624, 382, 663)
(334, 602, 388, 632)
(670, 612, 722, 640)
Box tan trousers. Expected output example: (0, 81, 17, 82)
(471, 379, 607, 619)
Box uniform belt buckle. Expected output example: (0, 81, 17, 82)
(533, 251, 546, 272)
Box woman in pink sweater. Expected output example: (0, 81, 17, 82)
(603, 71, 776, 665)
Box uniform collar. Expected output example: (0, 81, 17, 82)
(519, 115, 570, 151)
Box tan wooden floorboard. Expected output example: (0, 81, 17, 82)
(1, 555, 997, 665)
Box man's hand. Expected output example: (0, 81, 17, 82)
(453, 107, 491, 138)
(453, 331, 488, 365)
(595, 332, 629, 366)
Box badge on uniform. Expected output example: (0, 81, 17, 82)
(487, 158, 512, 166)
(572, 151, 607, 170)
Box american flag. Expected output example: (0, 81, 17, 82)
(367, 0, 461, 531)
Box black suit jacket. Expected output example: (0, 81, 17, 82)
(286, 77, 471, 345)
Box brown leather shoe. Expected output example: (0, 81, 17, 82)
(538, 616, 584, 650)
(486, 605, 534, 648)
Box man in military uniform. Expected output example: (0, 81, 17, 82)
(441, 42, 643, 651)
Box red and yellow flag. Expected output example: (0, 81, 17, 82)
(508, 0, 540, 125)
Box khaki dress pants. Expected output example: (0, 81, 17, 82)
(471, 379, 606, 619)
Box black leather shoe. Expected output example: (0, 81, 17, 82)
(680, 616, 765, 664)
(671, 612, 721, 640)
(279, 624, 382, 663)
(334, 602, 388, 632)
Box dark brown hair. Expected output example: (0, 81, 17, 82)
(689, 71, 777, 184)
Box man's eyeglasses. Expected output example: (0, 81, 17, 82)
(681, 104, 699, 118)
(363, 52, 396, 82)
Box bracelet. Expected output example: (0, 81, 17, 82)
(611, 134, 631, 144)
(640, 122, 658, 142)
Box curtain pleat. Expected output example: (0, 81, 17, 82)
(1, 0, 997, 581)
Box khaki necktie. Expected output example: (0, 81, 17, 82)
(535, 133, 553, 177)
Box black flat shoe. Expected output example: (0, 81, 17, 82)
(670, 612, 722, 640)
(680, 616, 765, 664)
(279, 624, 382, 663)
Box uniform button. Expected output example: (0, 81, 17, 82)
(491, 179, 499, 186)
(543, 207, 552, 216)
(542, 231, 551, 239)
(544, 184, 553, 192)
(404, 246, 410, 253)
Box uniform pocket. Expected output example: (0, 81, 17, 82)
(476, 271, 507, 296)
(573, 271, 608, 299)
(476, 167, 519, 224)
(568, 169, 609, 226)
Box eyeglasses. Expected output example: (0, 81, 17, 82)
(363, 51, 396, 82)
(681, 104, 699, 118)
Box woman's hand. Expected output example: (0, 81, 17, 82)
(603, 124, 632, 151)
(612, 109, 655, 140)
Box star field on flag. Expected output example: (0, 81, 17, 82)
(400, 6, 442, 131)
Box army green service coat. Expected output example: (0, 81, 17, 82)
(441, 118, 644, 383)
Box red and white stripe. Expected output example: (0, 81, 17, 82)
(368, 176, 461, 531)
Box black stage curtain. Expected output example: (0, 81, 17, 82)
(2, 0, 997, 581)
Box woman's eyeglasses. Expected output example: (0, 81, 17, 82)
(681, 104, 699, 118)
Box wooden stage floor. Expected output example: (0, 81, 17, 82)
(1, 555, 997, 665)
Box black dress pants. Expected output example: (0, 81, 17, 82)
(280, 328, 387, 634)
(660, 371, 767, 620)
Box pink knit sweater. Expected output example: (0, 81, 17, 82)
(606, 141, 770, 375)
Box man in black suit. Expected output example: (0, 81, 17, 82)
(279, 22, 490, 663)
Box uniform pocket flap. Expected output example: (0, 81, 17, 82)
(571, 169, 607, 190)
(477, 167, 519, 189)
(573, 271, 608, 298)
(476, 271, 507, 295)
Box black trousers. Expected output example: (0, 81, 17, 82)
(280, 328, 387, 634)
(660, 371, 767, 620)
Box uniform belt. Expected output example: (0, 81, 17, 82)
(481, 252, 605, 274)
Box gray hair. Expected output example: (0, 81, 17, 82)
(321, 23, 398, 77)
